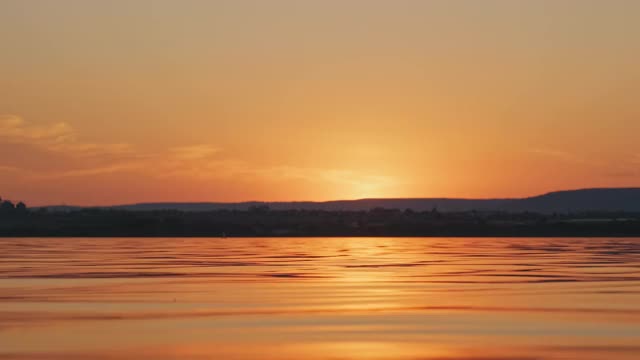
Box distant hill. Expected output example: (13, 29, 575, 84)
(500, 188, 640, 213)
(109, 199, 512, 212)
(40, 188, 640, 214)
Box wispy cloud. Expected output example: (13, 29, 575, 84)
(0, 115, 133, 158)
(0, 115, 142, 180)
(32, 163, 143, 180)
(0, 115, 73, 143)
(0, 116, 398, 197)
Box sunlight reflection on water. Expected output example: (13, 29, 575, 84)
(0, 237, 639, 359)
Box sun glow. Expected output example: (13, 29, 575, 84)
(338, 175, 399, 200)
(348, 183, 390, 200)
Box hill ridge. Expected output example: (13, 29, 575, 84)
(37, 188, 640, 213)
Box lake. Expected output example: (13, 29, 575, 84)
(1, 237, 639, 360)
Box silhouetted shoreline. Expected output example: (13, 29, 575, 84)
(34, 188, 640, 214)
(1, 207, 640, 237)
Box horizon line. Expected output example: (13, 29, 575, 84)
(29, 187, 640, 208)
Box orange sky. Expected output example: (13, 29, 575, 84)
(1, 1, 639, 206)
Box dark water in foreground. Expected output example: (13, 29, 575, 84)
(0, 237, 639, 360)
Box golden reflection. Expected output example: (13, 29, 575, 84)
(0, 237, 639, 360)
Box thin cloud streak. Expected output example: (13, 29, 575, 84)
(0, 115, 134, 159)
(0, 117, 398, 200)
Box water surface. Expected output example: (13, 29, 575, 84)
(1, 237, 639, 359)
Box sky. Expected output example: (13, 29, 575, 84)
(1, 0, 639, 206)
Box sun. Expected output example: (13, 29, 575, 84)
(345, 177, 397, 200)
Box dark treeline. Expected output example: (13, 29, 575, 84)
(1, 202, 640, 237)
(0, 197, 28, 215)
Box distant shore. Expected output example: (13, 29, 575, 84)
(1, 208, 640, 237)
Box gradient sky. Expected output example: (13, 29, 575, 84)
(1, 0, 639, 206)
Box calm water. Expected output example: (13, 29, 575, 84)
(0, 237, 639, 360)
